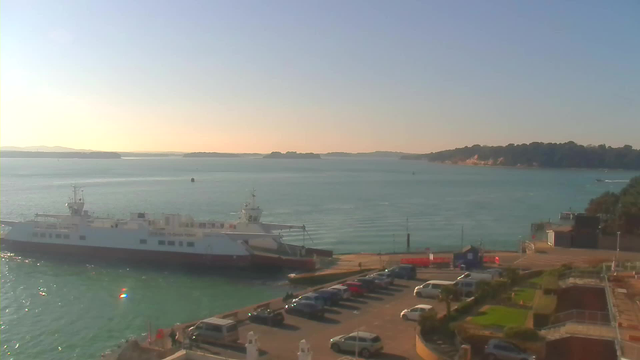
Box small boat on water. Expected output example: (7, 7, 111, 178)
(0, 187, 329, 271)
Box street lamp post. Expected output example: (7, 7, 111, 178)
(616, 231, 621, 263)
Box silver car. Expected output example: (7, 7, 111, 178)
(484, 339, 535, 360)
(369, 271, 394, 285)
(330, 331, 384, 358)
(367, 273, 391, 288)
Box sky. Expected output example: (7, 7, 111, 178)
(1, 1, 639, 153)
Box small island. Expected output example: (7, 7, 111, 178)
(401, 142, 640, 170)
(0, 151, 121, 159)
(324, 151, 410, 159)
(263, 151, 321, 159)
(183, 152, 241, 158)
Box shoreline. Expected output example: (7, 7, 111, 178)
(404, 159, 640, 172)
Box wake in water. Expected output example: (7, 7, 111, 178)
(596, 179, 629, 183)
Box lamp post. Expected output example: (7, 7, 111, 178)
(616, 231, 621, 263)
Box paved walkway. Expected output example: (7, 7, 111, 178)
(542, 322, 616, 340)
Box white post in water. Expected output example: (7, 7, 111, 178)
(246, 331, 259, 360)
(298, 339, 312, 360)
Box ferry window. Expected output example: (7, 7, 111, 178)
(49, 233, 53, 238)
(158, 240, 166, 245)
(199, 223, 206, 229)
(55, 234, 62, 239)
(167, 240, 175, 246)
(179, 241, 183, 247)
(140, 239, 147, 244)
(32, 232, 38, 237)
(40, 233, 46, 238)
(63, 234, 70, 239)
(79, 235, 86, 240)
(186, 242, 195, 247)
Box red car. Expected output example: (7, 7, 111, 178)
(342, 281, 367, 297)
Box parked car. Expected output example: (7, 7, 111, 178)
(457, 271, 497, 281)
(315, 289, 341, 306)
(414, 280, 456, 298)
(368, 273, 392, 287)
(284, 301, 325, 320)
(400, 304, 436, 321)
(294, 293, 326, 308)
(187, 317, 239, 344)
(330, 331, 384, 358)
(484, 339, 536, 360)
(455, 279, 483, 298)
(247, 309, 285, 326)
(354, 277, 379, 292)
(485, 268, 503, 279)
(343, 281, 367, 297)
(370, 271, 395, 285)
(386, 264, 417, 280)
(329, 285, 352, 299)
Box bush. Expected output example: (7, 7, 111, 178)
(504, 267, 520, 286)
(455, 300, 474, 315)
(504, 326, 541, 341)
(418, 311, 439, 333)
(541, 275, 559, 295)
(533, 294, 557, 315)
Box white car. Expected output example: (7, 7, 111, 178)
(329, 285, 352, 299)
(414, 280, 456, 298)
(400, 304, 436, 321)
(457, 271, 496, 281)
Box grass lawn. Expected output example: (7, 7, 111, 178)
(529, 276, 544, 285)
(470, 306, 529, 328)
(512, 288, 536, 305)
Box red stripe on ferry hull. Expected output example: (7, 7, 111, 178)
(0, 239, 252, 267)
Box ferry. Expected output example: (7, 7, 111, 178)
(0, 187, 328, 271)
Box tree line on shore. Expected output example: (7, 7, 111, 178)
(585, 176, 640, 234)
(402, 142, 640, 170)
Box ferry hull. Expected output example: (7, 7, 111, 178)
(1, 238, 251, 267)
(0, 238, 317, 270)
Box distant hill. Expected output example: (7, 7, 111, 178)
(0, 151, 121, 159)
(324, 151, 411, 159)
(263, 151, 321, 159)
(120, 152, 182, 157)
(0, 145, 94, 152)
(183, 152, 241, 158)
(401, 142, 640, 170)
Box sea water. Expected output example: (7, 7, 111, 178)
(0, 157, 635, 359)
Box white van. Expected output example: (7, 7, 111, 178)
(455, 279, 481, 298)
(457, 271, 496, 282)
(188, 317, 239, 344)
(414, 280, 456, 298)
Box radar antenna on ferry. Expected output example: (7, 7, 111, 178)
(66, 185, 86, 216)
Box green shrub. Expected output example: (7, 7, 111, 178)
(541, 274, 559, 294)
(533, 294, 557, 315)
(504, 326, 541, 341)
(455, 300, 474, 315)
(504, 267, 520, 286)
(418, 311, 439, 333)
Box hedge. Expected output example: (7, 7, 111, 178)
(504, 326, 541, 341)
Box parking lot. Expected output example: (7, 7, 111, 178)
(228, 270, 464, 360)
